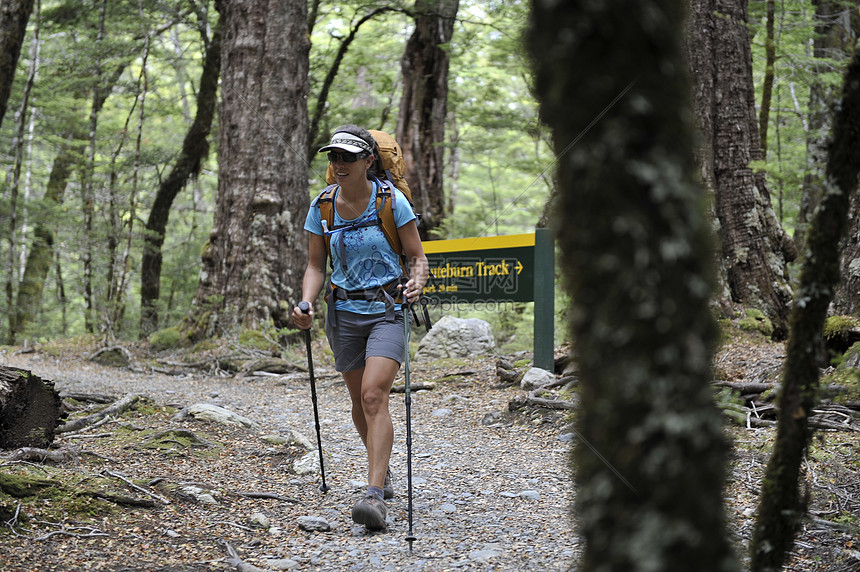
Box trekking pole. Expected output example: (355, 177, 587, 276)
(298, 301, 330, 493)
(402, 299, 417, 552)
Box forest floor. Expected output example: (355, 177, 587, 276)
(0, 330, 859, 572)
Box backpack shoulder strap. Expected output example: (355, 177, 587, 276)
(374, 179, 408, 276)
(313, 184, 338, 265)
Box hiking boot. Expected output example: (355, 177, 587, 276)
(383, 467, 394, 499)
(352, 495, 387, 530)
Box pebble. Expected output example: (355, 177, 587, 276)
(469, 548, 501, 561)
(250, 512, 271, 529)
(266, 558, 300, 570)
(297, 516, 332, 532)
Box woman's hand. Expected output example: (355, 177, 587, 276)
(292, 302, 314, 330)
(400, 278, 425, 303)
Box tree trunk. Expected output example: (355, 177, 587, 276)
(396, 0, 459, 240)
(758, 0, 776, 157)
(796, 0, 860, 252)
(688, 0, 795, 338)
(140, 21, 221, 337)
(528, 0, 738, 570)
(4, 2, 38, 345)
(183, 0, 310, 339)
(750, 46, 860, 572)
(0, 0, 34, 129)
(0, 366, 64, 449)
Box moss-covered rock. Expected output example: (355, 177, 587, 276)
(149, 326, 182, 351)
(738, 308, 774, 338)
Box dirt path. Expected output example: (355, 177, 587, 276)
(1, 347, 577, 571)
(4, 338, 859, 571)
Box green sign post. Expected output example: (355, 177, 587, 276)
(421, 228, 555, 371)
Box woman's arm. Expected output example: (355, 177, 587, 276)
(397, 220, 428, 303)
(292, 232, 328, 329)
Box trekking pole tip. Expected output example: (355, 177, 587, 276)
(320, 483, 330, 493)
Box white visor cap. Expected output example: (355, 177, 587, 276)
(318, 132, 373, 155)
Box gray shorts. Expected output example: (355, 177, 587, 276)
(325, 310, 406, 373)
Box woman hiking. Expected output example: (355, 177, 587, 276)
(292, 125, 428, 530)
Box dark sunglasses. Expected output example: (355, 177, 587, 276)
(327, 151, 368, 163)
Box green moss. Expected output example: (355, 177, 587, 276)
(833, 512, 858, 526)
(738, 308, 774, 338)
(823, 315, 858, 340)
(149, 326, 181, 351)
(821, 354, 860, 403)
(132, 397, 159, 416)
(238, 328, 277, 352)
(0, 472, 54, 498)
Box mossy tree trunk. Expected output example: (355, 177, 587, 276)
(139, 20, 221, 337)
(0, 366, 63, 449)
(750, 47, 860, 572)
(796, 0, 860, 252)
(0, 0, 34, 129)
(687, 0, 796, 338)
(183, 0, 310, 339)
(527, 1, 738, 570)
(396, 0, 458, 239)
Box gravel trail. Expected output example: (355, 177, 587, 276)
(2, 347, 578, 571)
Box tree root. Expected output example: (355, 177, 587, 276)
(57, 393, 141, 434)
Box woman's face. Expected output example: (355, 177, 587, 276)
(329, 151, 374, 185)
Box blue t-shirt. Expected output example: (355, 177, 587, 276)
(305, 181, 417, 314)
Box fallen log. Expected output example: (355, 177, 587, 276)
(0, 366, 64, 449)
(391, 382, 435, 393)
(5, 447, 76, 464)
(526, 389, 578, 410)
(713, 381, 775, 395)
(56, 393, 141, 434)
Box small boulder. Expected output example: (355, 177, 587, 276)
(520, 368, 556, 390)
(414, 316, 495, 361)
(184, 403, 261, 433)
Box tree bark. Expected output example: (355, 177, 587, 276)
(758, 0, 776, 157)
(0, 0, 34, 129)
(528, 0, 738, 570)
(140, 21, 221, 337)
(183, 0, 310, 339)
(396, 0, 459, 239)
(750, 46, 860, 572)
(0, 366, 64, 449)
(796, 1, 860, 252)
(688, 0, 795, 338)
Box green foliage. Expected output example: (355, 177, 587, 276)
(0, 0, 839, 349)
